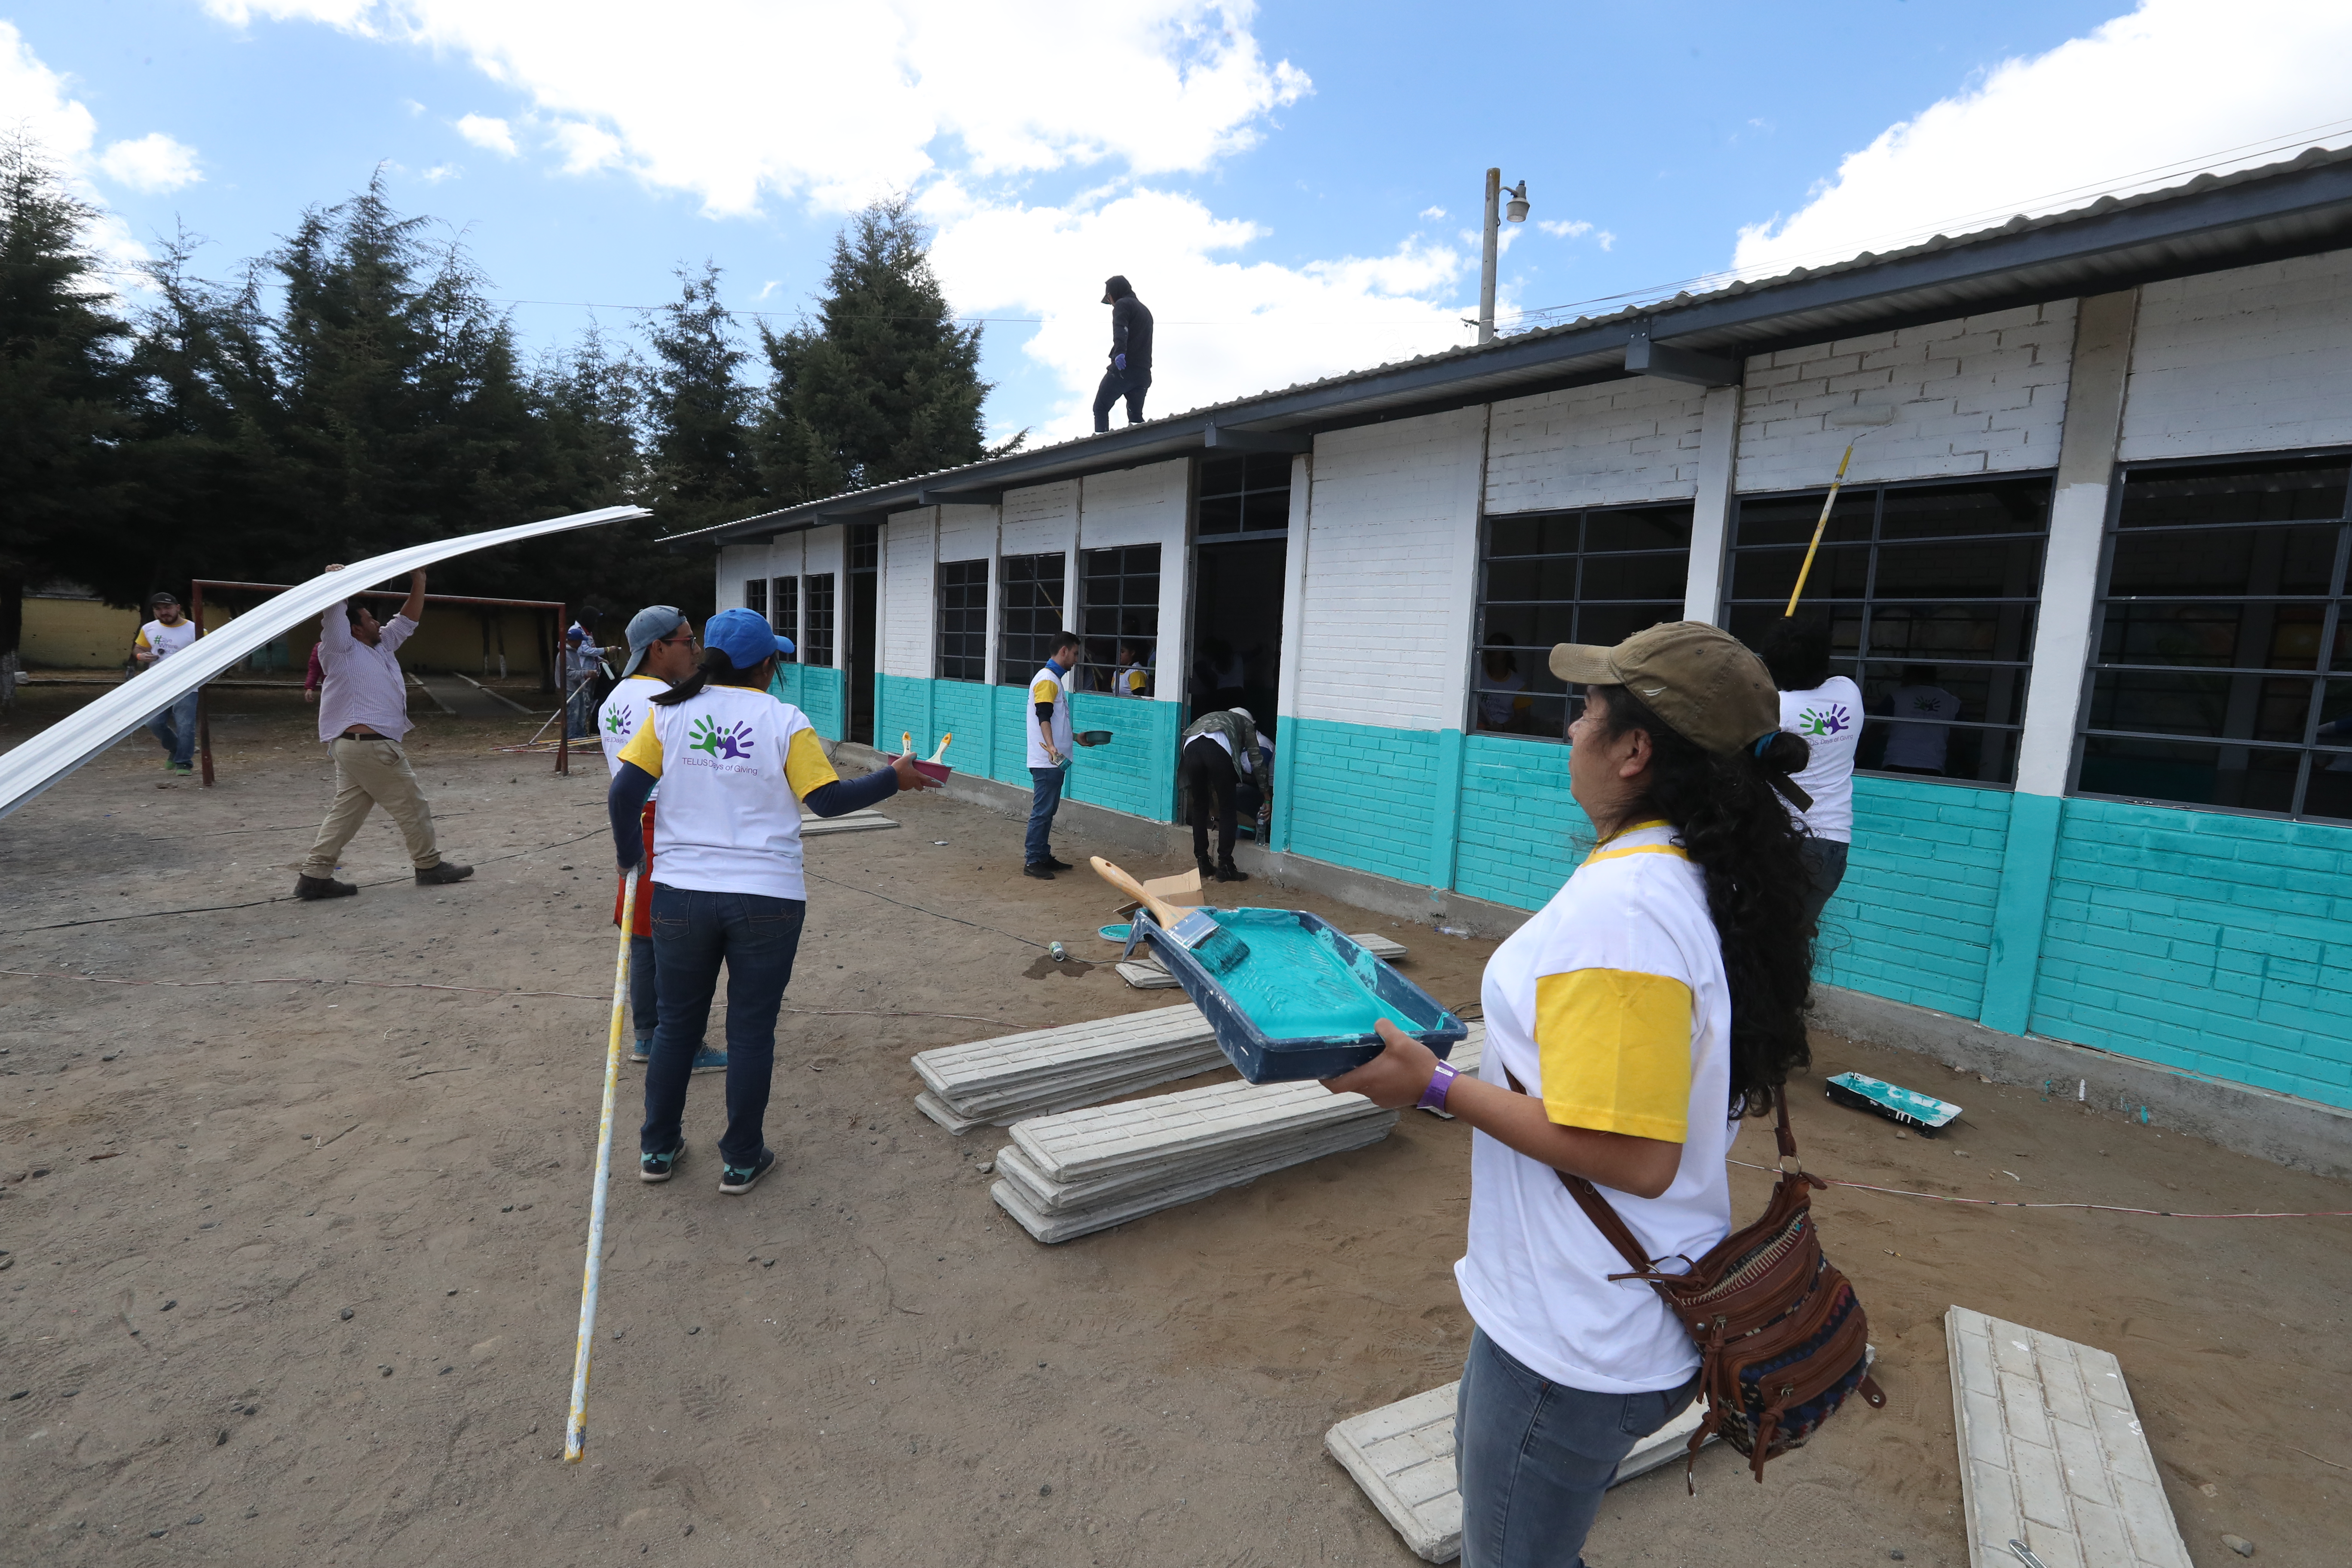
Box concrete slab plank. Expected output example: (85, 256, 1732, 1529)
(1010, 1078, 1392, 1181)
(1946, 1305, 2191, 1568)
(1326, 1382, 1714, 1563)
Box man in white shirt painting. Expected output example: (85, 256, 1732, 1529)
(133, 592, 202, 775)
(294, 566, 473, 900)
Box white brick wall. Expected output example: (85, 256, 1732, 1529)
(1485, 377, 1707, 512)
(1294, 408, 1487, 730)
(1735, 300, 2077, 491)
(2119, 248, 2352, 460)
(935, 502, 996, 563)
(803, 525, 845, 668)
(880, 508, 936, 677)
(715, 543, 768, 613)
(1078, 459, 1188, 548)
(1001, 480, 1078, 556)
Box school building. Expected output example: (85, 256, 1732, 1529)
(689, 147, 2352, 1155)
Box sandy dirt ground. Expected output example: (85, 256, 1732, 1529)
(3, 682, 2348, 1568)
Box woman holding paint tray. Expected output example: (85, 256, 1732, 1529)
(1326, 622, 1816, 1568)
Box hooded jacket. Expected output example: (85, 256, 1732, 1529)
(1106, 283, 1153, 374)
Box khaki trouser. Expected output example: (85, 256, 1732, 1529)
(302, 735, 441, 877)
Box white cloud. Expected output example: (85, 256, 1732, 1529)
(1418, 205, 1446, 220)
(0, 22, 153, 278)
(98, 132, 203, 192)
(210, 0, 1309, 216)
(550, 120, 622, 175)
(1735, 0, 2352, 278)
(924, 183, 1470, 443)
(453, 112, 516, 156)
(1537, 218, 1590, 239)
(420, 162, 460, 182)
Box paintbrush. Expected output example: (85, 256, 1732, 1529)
(927, 732, 952, 764)
(1089, 856, 1250, 977)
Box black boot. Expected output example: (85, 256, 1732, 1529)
(294, 874, 358, 900)
(1215, 858, 1250, 883)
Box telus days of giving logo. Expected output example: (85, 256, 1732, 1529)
(688, 716, 756, 760)
(603, 703, 630, 736)
(1798, 703, 1852, 738)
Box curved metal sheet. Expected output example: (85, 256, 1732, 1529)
(0, 503, 649, 820)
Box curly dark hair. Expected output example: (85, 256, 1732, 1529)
(1756, 616, 1834, 691)
(1589, 684, 1816, 1117)
(650, 647, 772, 707)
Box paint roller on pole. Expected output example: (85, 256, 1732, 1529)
(564, 864, 643, 1463)
(1782, 407, 1894, 616)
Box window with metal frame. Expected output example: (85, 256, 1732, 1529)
(998, 552, 1067, 685)
(2075, 453, 2352, 822)
(1080, 545, 1160, 694)
(802, 573, 836, 668)
(770, 576, 798, 661)
(1474, 504, 1692, 738)
(1197, 453, 1292, 538)
(1724, 477, 2051, 786)
(936, 559, 989, 683)
(743, 577, 767, 622)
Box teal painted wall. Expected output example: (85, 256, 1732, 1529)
(2029, 798, 2352, 1111)
(1282, 717, 1445, 885)
(1455, 734, 1586, 909)
(768, 664, 847, 741)
(1815, 777, 2012, 1021)
(870, 673, 1178, 821)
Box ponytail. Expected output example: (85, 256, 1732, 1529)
(1589, 686, 1816, 1118)
(650, 648, 775, 707)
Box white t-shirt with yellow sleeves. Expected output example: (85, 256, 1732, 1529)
(1024, 662, 1074, 769)
(1454, 820, 1737, 1395)
(613, 684, 839, 901)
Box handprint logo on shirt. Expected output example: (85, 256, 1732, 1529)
(603, 703, 630, 737)
(1798, 703, 1852, 738)
(688, 716, 756, 760)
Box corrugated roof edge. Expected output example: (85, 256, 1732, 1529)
(666, 141, 2352, 550)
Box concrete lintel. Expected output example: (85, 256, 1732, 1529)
(1203, 425, 1314, 455)
(1624, 322, 1742, 388)
(1808, 983, 2352, 1181)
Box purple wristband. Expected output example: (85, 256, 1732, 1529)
(1417, 1059, 1460, 1112)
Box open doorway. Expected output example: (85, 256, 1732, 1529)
(848, 523, 878, 744)
(1187, 540, 1286, 730)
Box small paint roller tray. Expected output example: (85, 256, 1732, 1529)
(1074, 729, 1114, 747)
(1125, 907, 1464, 1083)
(911, 759, 953, 782)
(1825, 1071, 1961, 1136)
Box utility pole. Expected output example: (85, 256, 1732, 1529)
(1479, 168, 1501, 345)
(1476, 168, 1528, 346)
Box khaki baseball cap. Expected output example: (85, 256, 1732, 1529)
(1548, 621, 1780, 756)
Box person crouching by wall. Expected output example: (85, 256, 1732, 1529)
(1179, 705, 1265, 884)
(606, 608, 938, 1196)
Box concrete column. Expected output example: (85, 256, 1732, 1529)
(1270, 450, 1314, 853)
(1980, 288, 2138, 1035)
(1682, 383, 1743, 624)
(983, 506, 1004, 686)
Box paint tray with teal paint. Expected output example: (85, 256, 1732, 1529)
(1127, 906, 1465, 1083)
(1825, 1072, 1961, 1136)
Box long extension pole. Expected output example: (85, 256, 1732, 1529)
(1783, 440, 1859, 617)
(564, 865, 639, 1462)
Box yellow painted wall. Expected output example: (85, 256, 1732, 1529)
(20, 594, 554, 677)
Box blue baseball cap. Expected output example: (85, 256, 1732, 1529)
(702, 606, 794, 671)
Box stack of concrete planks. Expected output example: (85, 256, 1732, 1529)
(911, 1004, 1225, 1134)
(1117, 929, 1410, 989)
(799, 808, 897, 836)
(990, 1078, 1398, 1243)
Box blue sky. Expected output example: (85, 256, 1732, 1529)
(8, 1, 2349, 444)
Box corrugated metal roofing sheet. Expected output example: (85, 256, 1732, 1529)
(676, 144, 2352, 548)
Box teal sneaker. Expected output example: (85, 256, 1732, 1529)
(690, 1046, 728, 1076)
(717, 1148, 775, 1195)
(629, 1037, 652, 1065)
(639, 1140, 686, 1184)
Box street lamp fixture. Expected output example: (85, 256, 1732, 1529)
(1479, 169, 1530, 345)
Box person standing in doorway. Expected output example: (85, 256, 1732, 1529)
(1024, 630, 1084, 879)
(134, 592, 201, 775)
(1093, 275, 1153, 434)
(607, 608, 937, 1195)
(599, 605, 726, 1077)
(1879, 665, 1960, 776)
(1759, 618, 1862, 937)
(296, 567, 472, 900)
(1180, 706, 1265, 883)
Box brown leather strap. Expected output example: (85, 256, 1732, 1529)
(1503, 1067, 1660, 1278)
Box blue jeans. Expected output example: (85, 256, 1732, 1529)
(1026, 765, 1065, 866)
(1455, 1328, 1698, 1568)
(146, 691, 199, 767)
(639, 885, 806, 1169)
(629, 933, 656, 1040)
